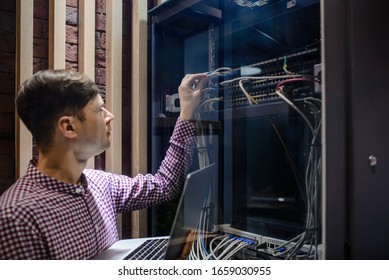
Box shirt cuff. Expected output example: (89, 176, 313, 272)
(170, 117, 196, 147)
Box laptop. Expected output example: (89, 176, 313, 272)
(91, 163, 216, 260)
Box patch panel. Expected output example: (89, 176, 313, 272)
(214, 224, 322, 259)
(212, 47, 321, 109)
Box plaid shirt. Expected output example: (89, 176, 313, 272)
(0, 118, 195, 259)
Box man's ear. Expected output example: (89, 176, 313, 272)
(58, 116, 77, 139)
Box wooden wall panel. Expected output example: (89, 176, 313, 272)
(105, 1, 122, 176)
(79, 0, 96, 169)
(49, 0, 66, 69)
(130, 0, 148, 238)
(15, 0, 33, 177)
(106, 0, 123, 237)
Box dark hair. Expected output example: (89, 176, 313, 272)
(16, 69, 99, 149)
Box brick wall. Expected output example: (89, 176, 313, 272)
(0, 1, 16, 195)
(66, 0, 78, 70)
(95, 0, 106, 98)
(34, 0, 49, 74)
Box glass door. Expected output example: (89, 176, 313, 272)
(148, 0, 322, 259)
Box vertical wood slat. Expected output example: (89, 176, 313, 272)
(105, 1, 122, 178)
(106, 0, 123, 237)
(79, 0, 96, 169)
(49, 0, 66, 69)
(130, 0, 148, 238)
(78, 0, 95, 77)
(15, 0, 33, 178)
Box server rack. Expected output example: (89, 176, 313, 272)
(148, 0, 322, 260)
(147, 0, 389, 259)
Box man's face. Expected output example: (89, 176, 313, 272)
(74, 94, 114, 161)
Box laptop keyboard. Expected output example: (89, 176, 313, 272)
(124, 238, 170, 260)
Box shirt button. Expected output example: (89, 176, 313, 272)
(95, 225, 100, 231)
(75, 188, 83, 194)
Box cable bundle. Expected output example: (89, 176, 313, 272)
(194, 99, 221, 169)
(271, 89, 322, 259)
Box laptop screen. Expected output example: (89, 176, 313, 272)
(164, 163, 216, 260)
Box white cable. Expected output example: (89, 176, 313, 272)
(206, 67, 234, 77)
(274, 90, 314, 135)
(204, 235, 230, 260)
(215, 238, 243, 259)
(239, 79, 258, 105)
(223, 242, 249, 260)
(220, 74, 302, 85)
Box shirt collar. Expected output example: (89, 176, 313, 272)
(26, 158, 88, 196)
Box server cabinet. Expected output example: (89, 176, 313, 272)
(323, 0, 389, 259)
(148, 0, 323, 260)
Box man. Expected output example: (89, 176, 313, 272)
(0, 69, 208, 259)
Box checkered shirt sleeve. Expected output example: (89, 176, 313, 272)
(85, 118, 196, 212)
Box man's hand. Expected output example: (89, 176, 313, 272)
(178, 73, 209, 121)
